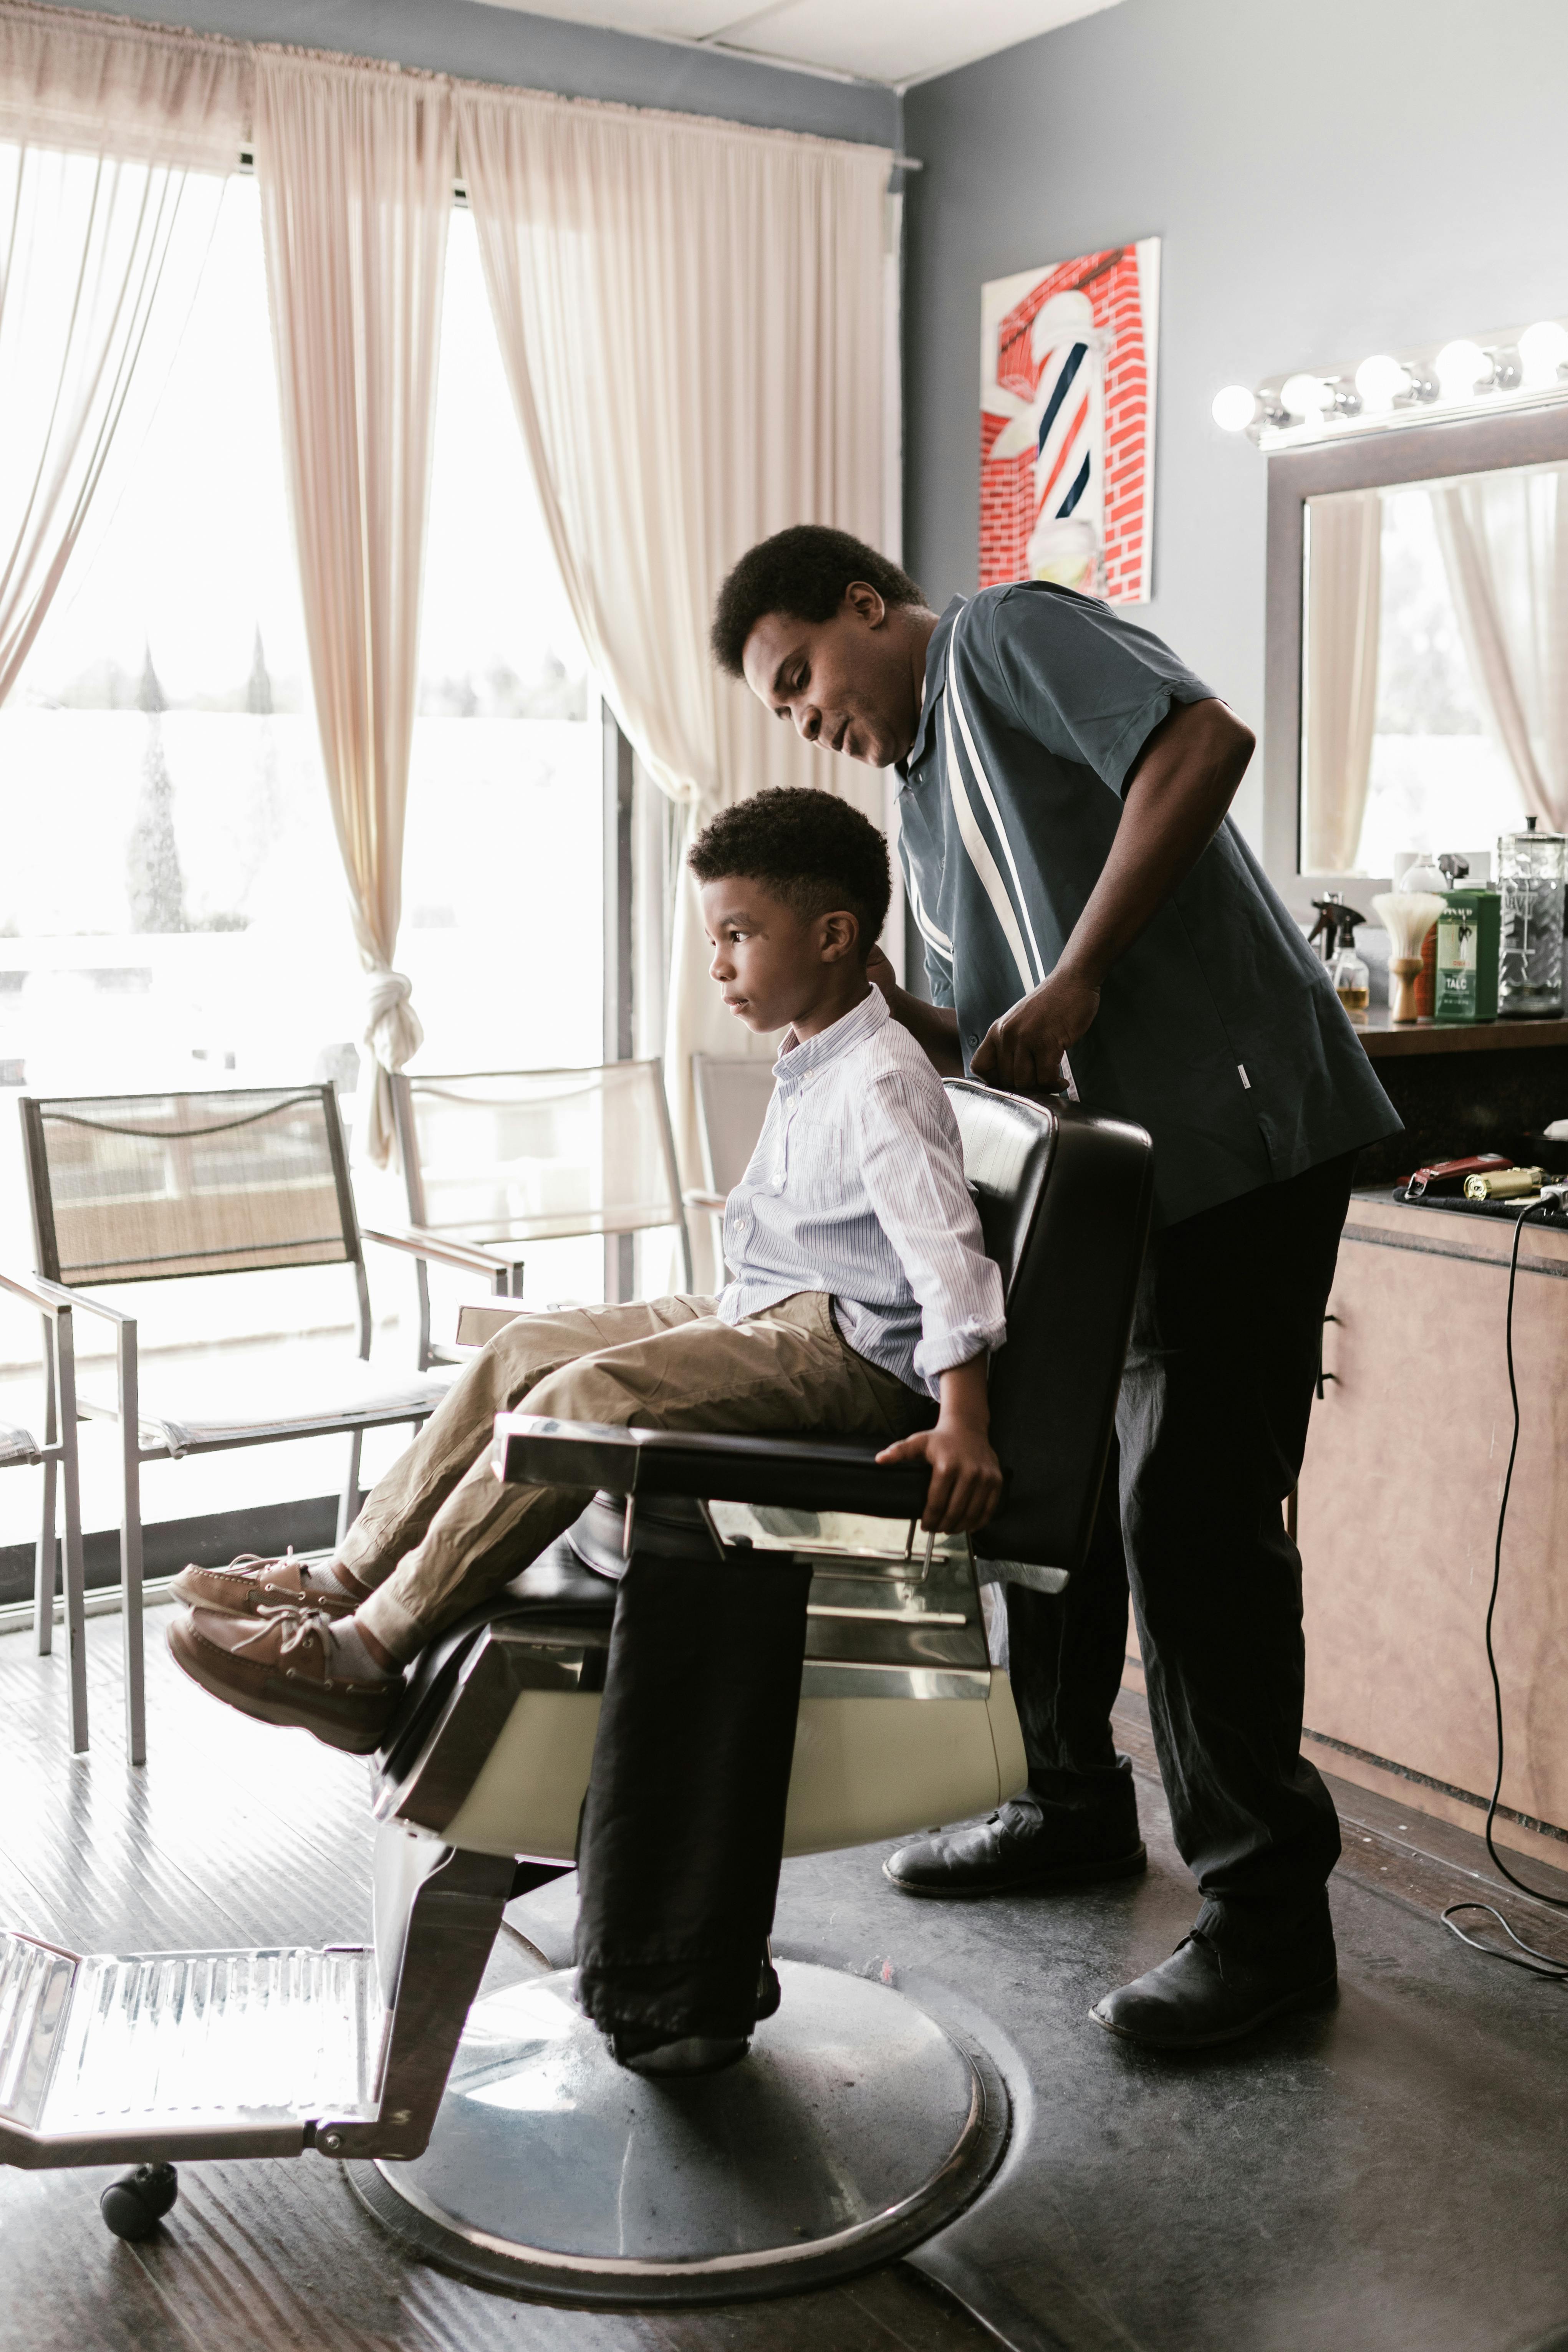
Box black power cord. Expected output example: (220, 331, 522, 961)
(1441, 1198, 1568, 1981)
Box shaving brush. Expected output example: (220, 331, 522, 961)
(1373, 891, 1445, 1023)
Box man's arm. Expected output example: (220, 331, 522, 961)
(865, 945, 965, 1075)
(970, 697, 1255, 1096)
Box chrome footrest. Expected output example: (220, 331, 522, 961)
(0, 1930, 382, 2165)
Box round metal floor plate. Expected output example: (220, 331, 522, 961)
(348, 1959, 1008, 2305)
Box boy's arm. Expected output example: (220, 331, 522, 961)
(877, 1356, 1001, 1534)
(854, 1067, 1008, 1533)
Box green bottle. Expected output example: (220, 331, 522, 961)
(1434, 888, 1500, 1023)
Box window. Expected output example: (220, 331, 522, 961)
(0, 164, 601, 1554)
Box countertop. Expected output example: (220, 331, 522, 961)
(1351, 1010, 1568, 1059)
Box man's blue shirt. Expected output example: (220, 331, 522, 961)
(895, 584, 1401, 1227)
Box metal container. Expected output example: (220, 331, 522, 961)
(1497, 817, 1566, 1018)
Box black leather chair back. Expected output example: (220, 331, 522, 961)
(945, 1083, 1152, 1575)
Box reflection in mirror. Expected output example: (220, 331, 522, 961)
(1300, 460, 1568, 876)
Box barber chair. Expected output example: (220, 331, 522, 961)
(0, 1085, 1151, 2305)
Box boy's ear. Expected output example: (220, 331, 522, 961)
(818, 909, 860, 964)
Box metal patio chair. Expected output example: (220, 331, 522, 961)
(372, 1063, 693, 1370)
(0, 1087, 1153, 2305)
(0, 1269, 87, 1751)
(683, 1053, 777, 1271)
(13, 1084, 455, 1762)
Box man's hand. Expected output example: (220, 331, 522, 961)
(865, 941, 898, 1002)
(970, 965, 1100, 1095)
(876, 1357, 1002, 1533)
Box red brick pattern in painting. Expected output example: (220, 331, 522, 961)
(979, 245, 1149, 604)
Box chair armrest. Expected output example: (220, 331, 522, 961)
(0, 1267, 76, 1318)
(492, 1411, 931, 1518)
(362, 1225, 523, 1282)
(681, 1189, 727, 1214)
(22, 1277, 136, 1329)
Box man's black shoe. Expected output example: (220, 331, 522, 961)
(884, 1796, 1147, 1898)
(1091, 1927, 1338, 2050)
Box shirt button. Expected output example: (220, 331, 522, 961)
(966, 1033, 979, 1048)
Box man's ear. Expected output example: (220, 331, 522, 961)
(842, 581, 887, 629)
(819, 909, 860, 964)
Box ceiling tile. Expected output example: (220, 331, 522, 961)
(470, 0, 1124, 86)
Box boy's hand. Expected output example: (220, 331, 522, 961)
(877, 1354, 1002, 1533)
(876, 1421, 1003, 1533)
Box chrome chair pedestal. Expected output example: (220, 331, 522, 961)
(348, 1958, 1007, 2305)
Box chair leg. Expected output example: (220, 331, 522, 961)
(34, 1454, 56, 1661)
(33, 1323, 57, 1658)
(118, 1323, 146, 1768)
(57, 1316, 88, 1756)
(338, 1428, 364, 1550)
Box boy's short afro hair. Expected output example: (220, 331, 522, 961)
(710, 526, 927, 679)
(689, 786, 891, 954)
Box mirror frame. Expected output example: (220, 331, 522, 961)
(1262, 403, 1568, 917)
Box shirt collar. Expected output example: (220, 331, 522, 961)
(897, 597, 965, 783)
(776, 985, 888, 1082)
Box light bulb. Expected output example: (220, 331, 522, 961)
(1435, 339, 1488, 399)
(1519, 320, 1568, 387)
(1354, 353, 1409, 415)
(1212, 384, 1259, 432)
(1280, 372, 1331, 422)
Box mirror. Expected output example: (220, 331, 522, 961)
(1300, 460, 1566, 877)
(1263, 406, 1568, 904)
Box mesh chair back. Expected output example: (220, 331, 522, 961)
(691, 1055, 776, 1194)
(394, 1063, 684, 1248)
(21, 1087, 360, 1287)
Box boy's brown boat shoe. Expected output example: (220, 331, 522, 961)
(167, 1604, 402, 1754)
(170, 1553, 361, 1620)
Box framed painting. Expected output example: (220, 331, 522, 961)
(979, 238, 1160, 604)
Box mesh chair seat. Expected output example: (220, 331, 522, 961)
(77, 1362, 459, 1460)
(0, 1421, 40, 1469)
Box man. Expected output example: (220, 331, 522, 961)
(711, 526, 1401, 2051)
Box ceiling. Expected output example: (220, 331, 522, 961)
(472, 0, 1124, 89)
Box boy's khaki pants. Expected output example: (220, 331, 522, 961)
(346, 1290, 924, 1662)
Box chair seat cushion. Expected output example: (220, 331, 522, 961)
(79, 1361, 458, 1458)
(0, 1420, 40, 1469)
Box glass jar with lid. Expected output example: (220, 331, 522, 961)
(1497, 816, 1566, 1018)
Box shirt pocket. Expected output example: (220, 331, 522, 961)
(784, 1116, 844, 1198)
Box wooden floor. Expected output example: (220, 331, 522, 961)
(0, 1607, 994, 2352)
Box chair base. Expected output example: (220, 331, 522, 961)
(346, 1959, 1008, 2306)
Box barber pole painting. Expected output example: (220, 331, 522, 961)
(980, 239, 1159, 604)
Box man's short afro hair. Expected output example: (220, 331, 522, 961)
(710, 526, 927, 679)
(689, 786, 891, 954)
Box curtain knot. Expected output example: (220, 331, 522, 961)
(363, 964, 423, 1074)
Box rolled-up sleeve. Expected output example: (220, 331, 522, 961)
(853, 1069, 1007, 1386)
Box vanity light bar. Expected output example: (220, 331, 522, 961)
(1210, 318, 1568, 448)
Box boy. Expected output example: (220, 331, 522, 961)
(169, 787, 1007, 1754)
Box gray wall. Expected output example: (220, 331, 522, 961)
(902, 0, 1568, 843)
(78, 0, 896, 145)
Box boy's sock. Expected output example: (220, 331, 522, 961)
(324, 1616, 399, 1684)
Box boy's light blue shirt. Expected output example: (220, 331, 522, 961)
(717, 989, 1006, 1397)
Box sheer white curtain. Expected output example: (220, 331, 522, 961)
(1433, 468, 1568, 831)
(1301, 488, 1382, 873)
(454, 85, 891, 1259)
(253, 50, 452, 1164)
(0, 4, 245, 700)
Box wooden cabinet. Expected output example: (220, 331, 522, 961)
(1297, 1194, 1568, 1862)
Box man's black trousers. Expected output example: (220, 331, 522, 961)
(1006, 1151, 1355, 1947)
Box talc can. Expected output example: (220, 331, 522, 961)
(1435, 889, 1500, 1024)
